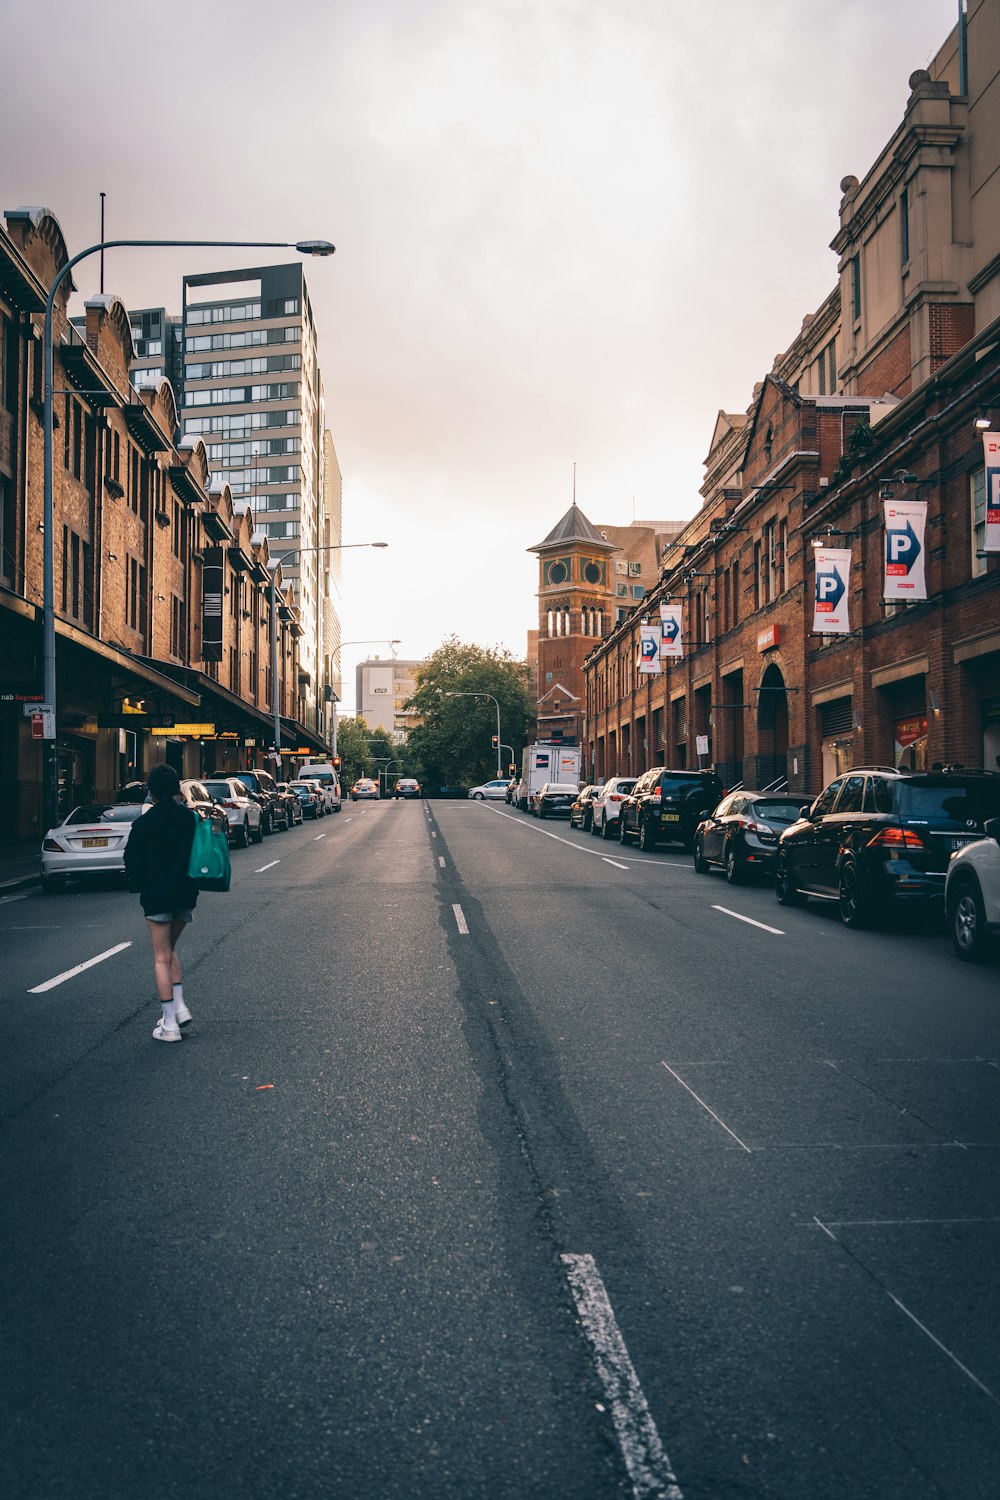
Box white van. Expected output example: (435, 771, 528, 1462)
(298, 763, 342, 812)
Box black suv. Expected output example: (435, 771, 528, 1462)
(618, 768, 725, 852)
(232, 768, 288, 835)
(775, 766, 1000, 928)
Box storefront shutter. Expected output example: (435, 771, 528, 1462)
(819, 696, 853, 737)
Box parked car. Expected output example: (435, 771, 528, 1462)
(41, 801, 146, 892)
(569, 785, 600, 831)
(394, 778, 422, 799)
(945, 818, 1000, 960)
(351, 778, 379, 801)
(287, 780, 324, 819)
(534, 782, 578, 818)
(202, 776, 265, 847)
(775, 767, 1000, 928)
(469, 778, 513, 801)
(693, 791, 803, 882)
(619, 768, 725, 852)
(297, 763, 341, 813)
(232, 768, 286, 834)
(275, 782, 305, 825)
(172, 779, 232, 837)
(589, 778, 637, 839)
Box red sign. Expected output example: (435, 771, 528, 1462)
(757, 624, 780, 652)
(30, 713, 44, 740)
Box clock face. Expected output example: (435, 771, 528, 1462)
(546, 559, 569, 586)
(583, 561, 603, 585)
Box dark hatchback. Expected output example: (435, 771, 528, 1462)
(535, 782, 578, 819)
(569, 785, 599, 831)
(619, 768, 725, 852)
(775, 766, 1000, 927)
(693, 792, 803, 882)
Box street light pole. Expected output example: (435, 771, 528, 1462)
(42, 233, 335, 829)
(445, 691, 502, 777)
(265, 545, 389, 762)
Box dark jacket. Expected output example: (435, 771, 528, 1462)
(124, 798, 199, 917)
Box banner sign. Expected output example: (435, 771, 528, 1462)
(659, 603, 683, 659)
(984, 433, 1000, 553)
(202, 547, 224, 663)
(883, 499, 927, 601)
(812, 547, 852, 634)
(637, 620, 661, 674)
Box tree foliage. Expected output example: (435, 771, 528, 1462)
(404, 637, 535, 791)
(335, 716, 376, 788)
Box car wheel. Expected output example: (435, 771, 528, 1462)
(602, 816, 613, 839)
(693, 836, 709, 874)
(538, 806, 546, 819)
(237, 819, 250, 849)
(473, 792, 485, 800)
(838, 859, 874, 929)
(619, 816, 630, 845)
(252, 820, 265, 844)
(775, 852, 806, 907)
(950, 878, 988, 962)
(638, 817, 656, 853)
(724, 842, 742, 884)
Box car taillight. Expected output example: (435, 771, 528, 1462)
(43, 839, 61, 851)
(651, 788, 661, 800)
(609, 794, 622, 802)
(225, 799, 239, 809)
(868, 827, 925, 849)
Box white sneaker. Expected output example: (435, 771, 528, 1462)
(174, 999, 193, 1026)
(153, 1018, 182, 1042)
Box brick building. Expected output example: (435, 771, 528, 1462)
(583, 3, 1000, 797)
(0, 206, 324, 840)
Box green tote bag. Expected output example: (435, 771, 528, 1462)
(187, 814, 232, 892)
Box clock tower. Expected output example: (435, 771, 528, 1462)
(528, 503, 618, 746)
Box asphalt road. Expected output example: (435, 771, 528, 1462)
(1, 799, 998, 1499)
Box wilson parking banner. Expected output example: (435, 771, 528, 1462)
(883, 499, 927, 601)
(984, 433, 1000, 553)
(812, 546, 852, 634)
(637, 621, 662, 674)
(659, 602, 683, 659)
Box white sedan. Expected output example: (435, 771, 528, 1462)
(945, 819, 1000, 960)
(469, 778, 512, 801)
(40, 802, 145, 892)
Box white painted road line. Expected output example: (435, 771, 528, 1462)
(813, 1218, 999, 1405)
(561, 1253, 683, 1500)
(660, 1061, 753, 1153)
(452, 903, 469, 934)
(29, 941, 132, 995)
(0, 891, 30, 905)
(314, 833, 326, 840)
(603, 858, 629, 870)
(712, 904, 784, 936)
(489, 806, 692, 871)
(255, 860, 280, 873)
(438, 856, 446, 867)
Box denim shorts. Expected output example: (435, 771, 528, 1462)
(146, 910, 194, 925)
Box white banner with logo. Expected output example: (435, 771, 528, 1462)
(637, 620, 661, 674)
(812, 546, 852, 634)
(659, 602, 683, 659)
(883, 499, 927, 601)
(984, 433, 1000, 553)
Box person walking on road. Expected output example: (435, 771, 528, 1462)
(123, 763, 198, 1043)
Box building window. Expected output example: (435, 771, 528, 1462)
(851, 254, 862, 321)
(971, 467, 987, 578)
(631, 584, 645, 601)
(827, 339, 836, 394)
(900, 188, 909, 265)
(127, 556, 147, 636)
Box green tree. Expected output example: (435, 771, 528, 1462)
(404, 637, 534, 791)
(335, 716, 376, 788)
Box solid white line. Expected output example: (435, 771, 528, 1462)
(0, 891, 30, 905)
(806, 1217, 1000, 1227)
(488, 806, 692, 870)
(562, 1253, 683, 1499)
(438, 856, 446, 867)
(603, 857, 629, 870)
(255, 860, 280, 873)
(812, 1219, 999, 1405)
(452, 903, 469, 934)
(29, 941, 132, 994)
(314, 833, 327, 840)
(712, 904, 784, 936)
(660, 1061, 753, 1153)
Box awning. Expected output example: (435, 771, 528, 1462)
(281, 716, 329, 754)
(0, 232, 47, 313)
(169, 463, 208, 507)
(122, 400, 172, 454)
(139, 659, 281, 739)
(60, 339, 127, 408)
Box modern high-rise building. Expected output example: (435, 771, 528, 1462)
(174, 262, 339, 738)
(356, 657, 425, 743)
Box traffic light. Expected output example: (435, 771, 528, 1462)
(491, 735, 499, 748)
(509, 763, 516, 776)
(332, 755, 341, 770)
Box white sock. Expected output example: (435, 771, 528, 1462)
(161, 1000, 178, 1027)
(172, 983, 184, 1003)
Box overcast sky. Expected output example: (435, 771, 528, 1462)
(1, 0, 957, 709)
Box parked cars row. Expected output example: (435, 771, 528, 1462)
(39, 766, 344, 893)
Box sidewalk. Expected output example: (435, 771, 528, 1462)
(0, 838, 42, 894)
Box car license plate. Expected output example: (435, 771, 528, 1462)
(81, 837, 108, 848)
(661, 812, 680, 822)
(949, 836, 976, 851)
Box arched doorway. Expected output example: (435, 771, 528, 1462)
(756, 662, 789, 789)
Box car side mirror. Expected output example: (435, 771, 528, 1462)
(984, 817, 1000, 843)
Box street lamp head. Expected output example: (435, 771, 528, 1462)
(371, 542, 389, 548)
(295, 240, 336, 257)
